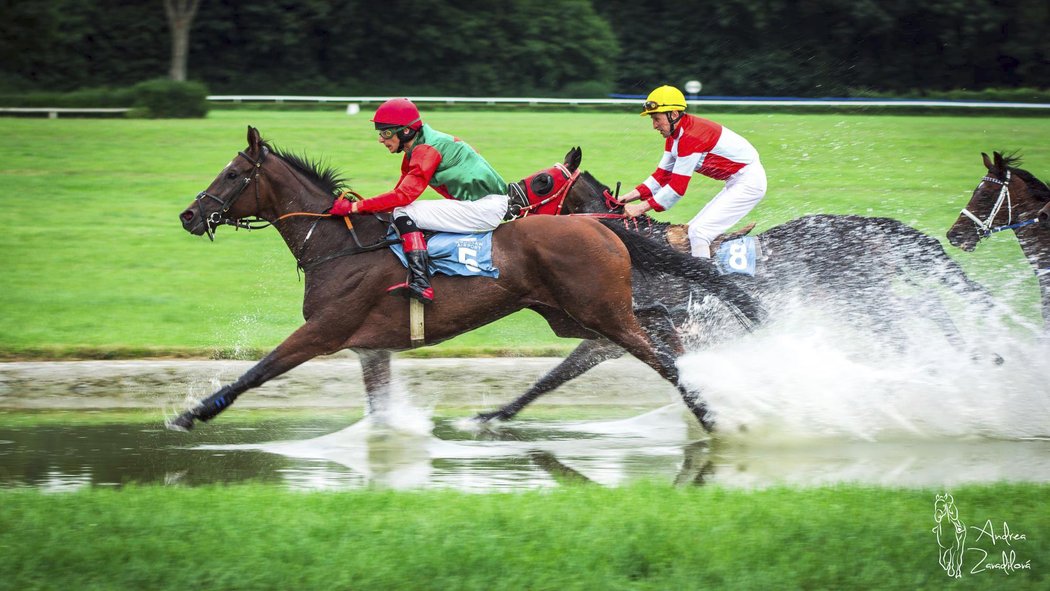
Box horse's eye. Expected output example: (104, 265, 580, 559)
(226, 171, 239, 180)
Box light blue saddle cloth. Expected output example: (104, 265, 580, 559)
(714, 236, 758, 276)
(387, 230, 499, 278)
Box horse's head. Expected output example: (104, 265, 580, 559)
(933, 493, 953, 522)
(179, 126, 274, 240)
(947, 152, 1017, 251)
(946, 151, 1050, 250)
(507, 147, 583, 218)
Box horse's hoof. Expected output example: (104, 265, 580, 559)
(166, 412, 196, 432)
(473, 410, 510, 424)
(699, 416, 717, 434)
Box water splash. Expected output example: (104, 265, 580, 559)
(679, 300, 1050, 442)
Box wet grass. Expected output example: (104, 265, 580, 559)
(2, 110, 1049, 359)
(0, 482, 1046, 590)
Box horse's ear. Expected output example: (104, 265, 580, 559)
(993, 151, 1005, 173)
(564, 146, 582, 172)
(982, 152, 993, 171)
(246, 126, 261, 153)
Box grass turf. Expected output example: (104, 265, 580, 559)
(1, 110, 1048, 358)
(0, 482, 1046, 590)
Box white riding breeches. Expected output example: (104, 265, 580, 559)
(687, 162, 767, 258)
(394, 194, 509, 233)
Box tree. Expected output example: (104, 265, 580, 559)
(163, 0, 201, 81)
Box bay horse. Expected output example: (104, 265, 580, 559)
(947, 151, 1050, 331)
(170, 127, 765, 432)
(476, 148, 997, 422)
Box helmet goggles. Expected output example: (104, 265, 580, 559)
(642, 100, 686, 114)
(376, 118, 421, 139)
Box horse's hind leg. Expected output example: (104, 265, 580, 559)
(474, 338, 626, 422)
(635, 307, 717, 431)
(594, 311, 716, 431)
(356, 349, 392, 414)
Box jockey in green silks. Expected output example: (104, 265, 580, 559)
(330, 98, 509, 304)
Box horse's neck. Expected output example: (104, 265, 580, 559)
(261, 164, 387, 264)
(1011, 181, 1050, 268)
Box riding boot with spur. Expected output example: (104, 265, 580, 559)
(388, 217, 434, 304)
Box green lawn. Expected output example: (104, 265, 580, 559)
(1, 110, 1048, 358)
(0, 482, 1046, 590)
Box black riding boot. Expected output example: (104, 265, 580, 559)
(388, 217, 434, 304)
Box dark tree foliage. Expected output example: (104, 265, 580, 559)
(0, 0, 167, 91)
(187, 0, 618, 95)
(596, 0, 1050, 95)
(0, 0, 1045, 95)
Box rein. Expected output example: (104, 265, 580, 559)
(565, 182, 657, 235)
(196, 150, 396, 272)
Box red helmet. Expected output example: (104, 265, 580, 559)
(371, 98, 422, 131)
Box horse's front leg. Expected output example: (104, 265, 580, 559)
(168, 321, 342, 431)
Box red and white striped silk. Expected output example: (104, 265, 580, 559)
(636, 114, 760, 212)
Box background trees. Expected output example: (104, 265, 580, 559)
(0, 0, 1046, 96)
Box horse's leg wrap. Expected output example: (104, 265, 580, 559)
(191, 385, 241, 422)
(387, 216, 434, 304)
(168, 384, 242, 430)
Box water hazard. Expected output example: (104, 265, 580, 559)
(2, 403, 1049, 492)
(2, 301, 1049, 493)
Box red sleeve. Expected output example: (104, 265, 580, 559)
(643, 195, 666, 212)
(354, 144, 443, 214)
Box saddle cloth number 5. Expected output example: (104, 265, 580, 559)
(458, 246, 480, 273)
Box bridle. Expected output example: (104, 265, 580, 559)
(191, 148, 273, 241)
(190, 147, 398, 274)
(508, 163, 582, 218)
(960, 169, 1037, 237)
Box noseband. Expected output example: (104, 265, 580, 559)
(961, 170, 1041, 239)
(192, 148, 273, 241)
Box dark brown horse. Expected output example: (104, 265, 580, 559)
(476, 149, 998, 422)
(947, 151, 1050, 331)
(170, 127, 764, 432)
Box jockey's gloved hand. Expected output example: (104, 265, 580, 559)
(330, 199, 354, 216)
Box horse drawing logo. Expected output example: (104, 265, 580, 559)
(933, 493, 967, 578)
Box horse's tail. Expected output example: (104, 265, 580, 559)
(598, 218, 767, 330)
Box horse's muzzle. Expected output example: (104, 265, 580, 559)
(945, 227, 977, 252)
(179, 208, 207, 236)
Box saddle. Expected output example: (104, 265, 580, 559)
(666, 222, 757, 254)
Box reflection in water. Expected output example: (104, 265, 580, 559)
(2, 407, 1049, 492)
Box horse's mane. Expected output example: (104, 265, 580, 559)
(578, 170, 675, 232)
(262, 139, 349, 197)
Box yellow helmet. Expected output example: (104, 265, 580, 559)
(640, 85, 687, 116)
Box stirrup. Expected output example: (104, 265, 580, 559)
(387, 282, 434, 304)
